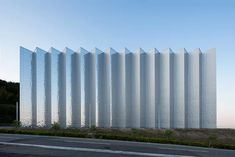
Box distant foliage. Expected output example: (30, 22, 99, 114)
(0, 79, 19, 124)
(0, 79, 19, 104)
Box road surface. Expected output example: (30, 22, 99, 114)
(0, 133, 234, 157)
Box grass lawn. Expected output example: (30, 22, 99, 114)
(0, 127, 234, 150)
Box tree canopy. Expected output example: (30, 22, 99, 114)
(0, 79, 19, 124)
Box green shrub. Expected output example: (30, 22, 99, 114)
(91, 125, 96, 131)
(164, 129, 173, 139)
(208, 134, 217, 147)
(51, 122, 60, 130)
(12, 120, 21, 128)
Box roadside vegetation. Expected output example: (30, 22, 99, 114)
(0, 126, 235, 150)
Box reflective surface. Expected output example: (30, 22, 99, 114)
(84, 51, 96, 127)
(140, 49, 155, 128)
(36, 48, 46, 126)
(58, 52, 66, 128)
(172, 49, 185, 128)
(20, 47, 217, 128)
(45, 52, 51, 127)
(200, 49, 217, 128)
(97, 49, 110, 127)
(125, 49, 140, 128)
(50, 48, 59, 125)
(187, 49, 200, 128)
(71, 50, 81, 127)
(20, 47, 34, 126)
(66, 48, 72, 127)
(159, 49, 171, 128)
(111, 51, 126, 128)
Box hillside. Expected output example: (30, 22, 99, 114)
(0, 79, 19, 124)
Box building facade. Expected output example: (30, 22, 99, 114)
(20, 47, 216, 128)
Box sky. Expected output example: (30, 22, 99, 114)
(0, 0, 234, 128)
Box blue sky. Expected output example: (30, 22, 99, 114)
(0, 0, 234, 128)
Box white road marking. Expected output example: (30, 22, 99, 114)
(157, 147, 208, 153)
(0, 141, 195, 157)
(0, 136, 17, 139)
(63, 140, 110, 145)
(55, 139, 206, 152)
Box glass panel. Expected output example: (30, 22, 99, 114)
(51, 48, 59, 125)
(140, 51, 155, 128)
(71, 51, 81, 127)
(187, 50, 200, 128)
(111, 52, 125, 128)
(125, 50, 140, 128)
(36, 48, 46, 127)
(84, 52, 96, 127)
(58, 52, 66, 128)
(97, 51, 110, 127)
(45, 52, 51, 127)
(20, 47, 34, 126)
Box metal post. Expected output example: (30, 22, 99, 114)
(16, 102, 19, 121)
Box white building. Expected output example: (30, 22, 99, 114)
(20, 47, 216, 128)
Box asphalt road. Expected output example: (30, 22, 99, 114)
(0, 133, 234, 157)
